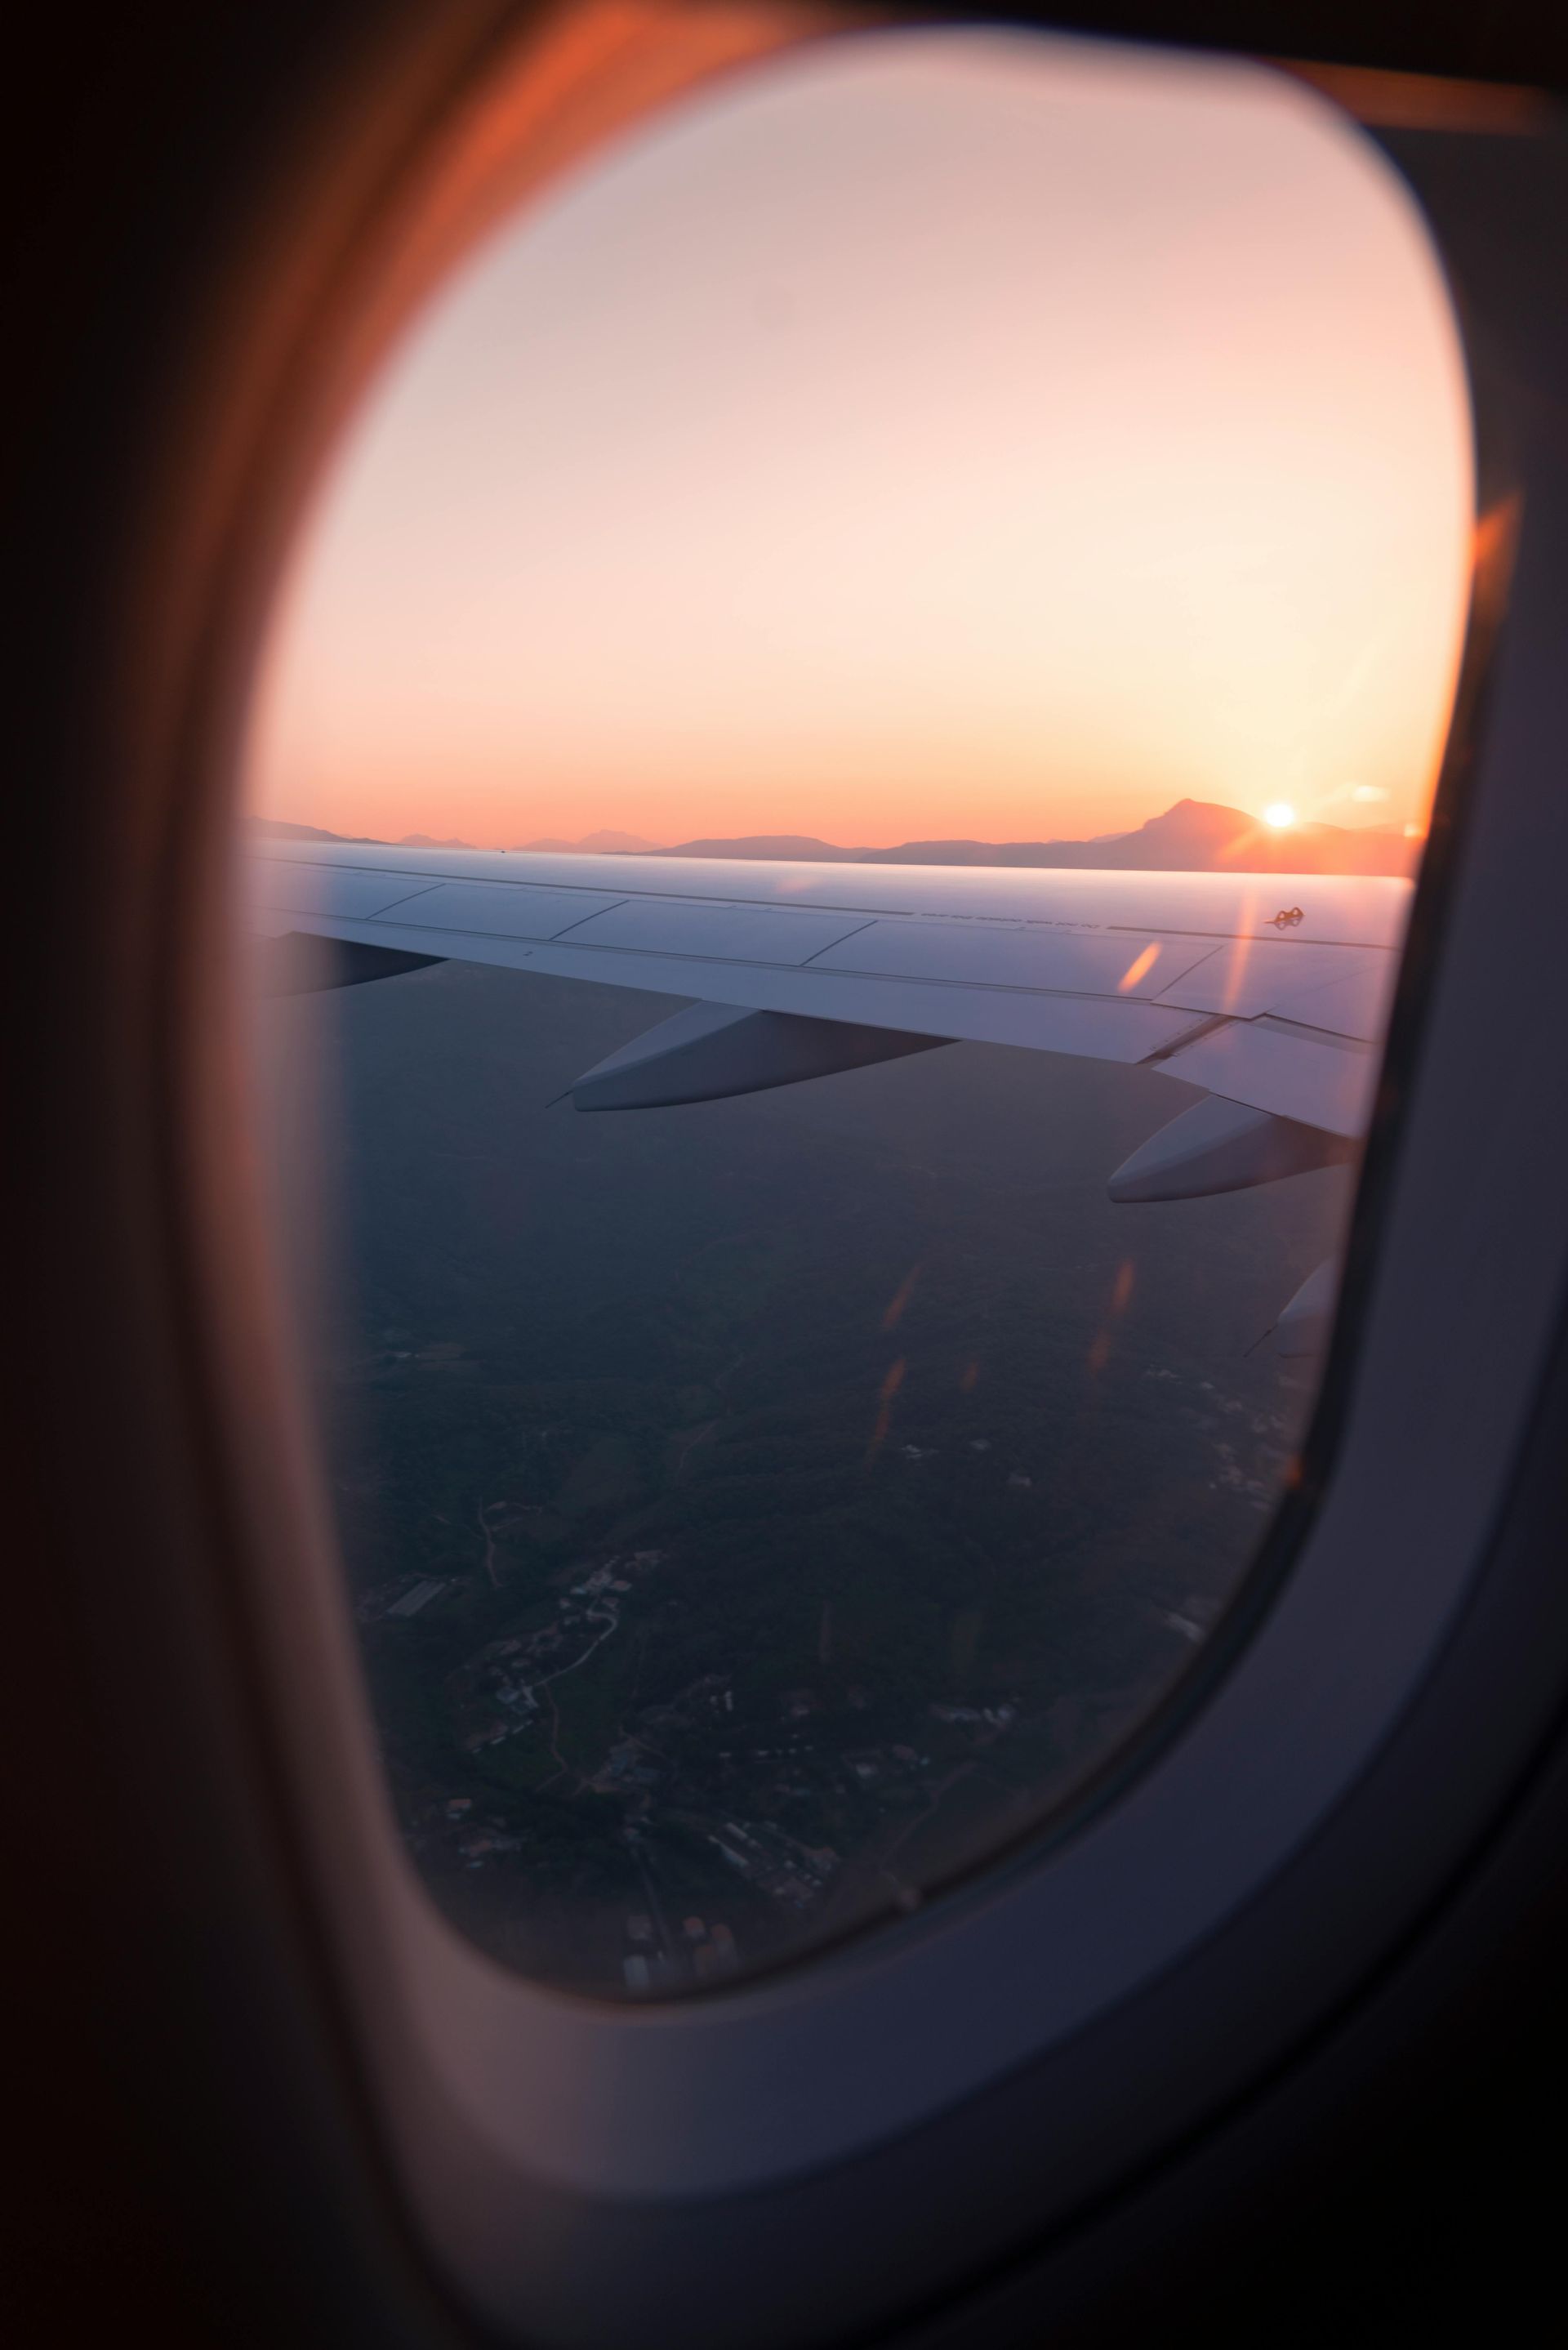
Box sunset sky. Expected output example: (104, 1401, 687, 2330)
(247, 28, 1474, 852)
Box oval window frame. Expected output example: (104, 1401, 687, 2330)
(146, 8, 1568, 2340)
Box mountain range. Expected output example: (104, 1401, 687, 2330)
(653, 800, 1419, 876)
(247, 800, 1419, 877)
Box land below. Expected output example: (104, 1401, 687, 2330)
(260, 957, 1343, 1995)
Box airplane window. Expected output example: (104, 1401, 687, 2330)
(243, 28, 1472, 1996)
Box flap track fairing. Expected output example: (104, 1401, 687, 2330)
(569, 1002, 951, 1112)
(1108, 1095, 1355, 1204)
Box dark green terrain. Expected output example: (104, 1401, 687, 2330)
(261, 959, 1343, 1994)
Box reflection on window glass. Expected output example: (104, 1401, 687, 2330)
(245, 29, 1471, 1994)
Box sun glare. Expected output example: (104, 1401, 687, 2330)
(1263, 802, 1298, 830)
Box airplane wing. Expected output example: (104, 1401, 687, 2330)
(249, 837, 1406, 1348)
(247, 839, 1405, 1231)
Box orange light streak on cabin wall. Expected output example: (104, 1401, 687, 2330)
(247, 31, 1474, 852)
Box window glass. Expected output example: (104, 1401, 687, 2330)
(245, 29, 1472, 1994)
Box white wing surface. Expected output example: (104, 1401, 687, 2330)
(248, 841, 1407, 1175)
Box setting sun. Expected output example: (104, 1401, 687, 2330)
(1263, 802, 1298, 830)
